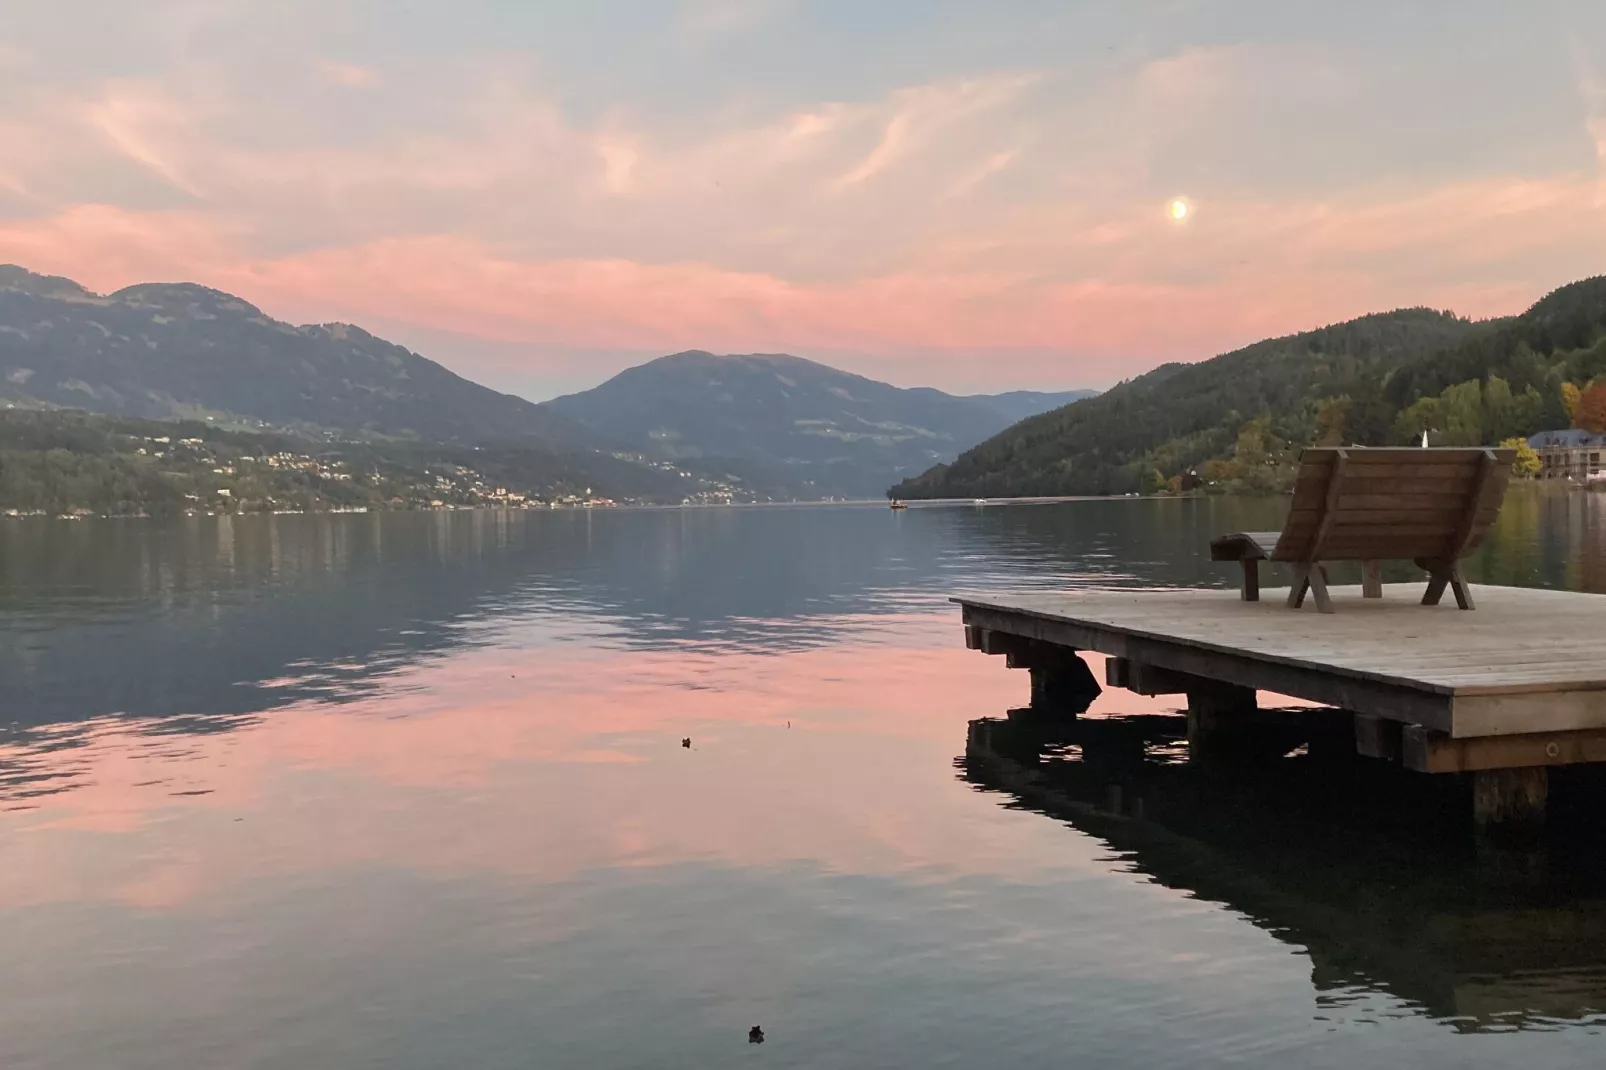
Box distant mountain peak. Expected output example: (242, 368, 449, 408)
(0, 264, 590, 446)
(543, 349, 1094, 496)
(0, 265, 95, 300)
(109, 282, 265, 317)
(650, 349, 828, 371)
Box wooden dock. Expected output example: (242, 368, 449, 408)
(957, 582, 1606, 829)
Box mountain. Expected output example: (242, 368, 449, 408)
(890, 306, 1495, 499)
(540, 350, 1093, 497)
(963, 389, 1099, 425)
(0, 265, 590, 445)
(0, 266, 1099, 500)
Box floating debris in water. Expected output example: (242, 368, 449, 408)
(681, 738, 692, 749)
(748, 1026, 764, 1044)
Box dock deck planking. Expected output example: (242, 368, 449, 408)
(955, 583, 1606, 740)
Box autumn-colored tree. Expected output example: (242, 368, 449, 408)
(1576, 382, 1606, 433)
(1563, 382, 1583, 422)
(1499, 436, 1541, 477)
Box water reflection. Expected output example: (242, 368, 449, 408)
(1, 487, 1604, 800)
(5, 489, 1606, 1066)
(962, 711, 1606, 1033)
(0, 501, 1275, 729)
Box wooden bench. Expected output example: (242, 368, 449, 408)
(1210, 446, 1515, 613)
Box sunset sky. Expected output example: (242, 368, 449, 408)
(3, 0, 1605, 398)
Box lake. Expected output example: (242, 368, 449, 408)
(3, 488, 1606, 1069)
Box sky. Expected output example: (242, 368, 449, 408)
(1, 0, 1605, 400)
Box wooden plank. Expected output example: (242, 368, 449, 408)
(1453, 690, 1606, 738)
(1340, 448, 1510, 466)
(1104, 657, 1200, 696)
(1284, 502, 1502, 526)
(1294, 471, 1479, 493)
(1315, 518, 1465, 535)
(1319, 538, 1459, 560)
(1404, 724, 1606, 772)
(1332, 492, 1471, 511)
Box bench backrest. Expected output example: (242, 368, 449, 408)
(1271, 446, 1515, 564)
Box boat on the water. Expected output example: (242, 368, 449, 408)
(889, 499, 908, 510)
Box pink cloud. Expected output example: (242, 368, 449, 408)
(2, 50, 1602, 390)
(0, 166, 1584, 390)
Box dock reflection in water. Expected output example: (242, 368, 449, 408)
(963, 708, 1606, 1033)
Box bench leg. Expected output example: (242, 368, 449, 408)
(1306, 563, 1334, 614)
(1448, 562, 1475, 610)
(1362, 559, 1382, 599)
(1239, 558, 1260, 602)
(1422, 565, 1449, 606)
(1285, 564, 1309, 609)
(1285, 564, 1334, 612)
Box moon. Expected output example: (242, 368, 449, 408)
(1169, 198, 1191, 222)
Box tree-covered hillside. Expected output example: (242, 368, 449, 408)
(890, 277, 1606, 499)
(0, 410, 741, 517)
(891, 308, 1486, 498)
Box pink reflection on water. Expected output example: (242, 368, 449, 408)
(0, 613, 1323, 912)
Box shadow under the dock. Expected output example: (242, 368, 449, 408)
(960, 709, 1606, 1033)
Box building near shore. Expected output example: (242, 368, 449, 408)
(1527, 429, 1606, 481)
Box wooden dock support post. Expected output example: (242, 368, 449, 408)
(1472, 767, 1548, 833)
(1185, 682, 1258, 758)
(1029, 656, 1101, 715)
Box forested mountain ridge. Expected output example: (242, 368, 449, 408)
(1384, 276, 1606, 406)
(890, 307, 1488, 498)
(0, 265, 593, 445)
(891, 276, 1606, 499)
(542, 350, 1092, 497)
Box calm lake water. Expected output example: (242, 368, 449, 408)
(3, 488, 1606, 1069)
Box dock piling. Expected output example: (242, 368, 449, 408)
(1030, 657, 1101, 715)
(1185, 682, 1258, 759)
(1472, 768, 1548, 833)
